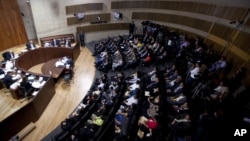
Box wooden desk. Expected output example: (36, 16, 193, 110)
(15, 46, 79, 74)
(41, 58, 65, 78)
(0, 77, 55, 141)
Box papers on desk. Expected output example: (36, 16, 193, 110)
(0, 74, 4, 79)
(28, 75, 35, 81)
(10, 78, 22, 90)
(145, 91, 150, 97)
(32, 81, 41, 89)
(55, 57, 70, 68)
(55, 61, 65, 68)
(32, 80, 46, 89)
(12, 74, 21, 80)
(32, 91, 39, 96)
(10, 82, 20, 90)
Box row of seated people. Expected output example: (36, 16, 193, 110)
(161, 64, 192, 141)
(161, 62, 241, 140)
(43, 38, 72, 48)
(112, 68, 164, 141)
(53, 72, 126, 141)
(0, 66, 47, 99)
(114, 71, 143, 140)
(134, 67, 165, 141)
(93, 35, 169, 72)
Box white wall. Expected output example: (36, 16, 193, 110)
(26, 0, 250, 44)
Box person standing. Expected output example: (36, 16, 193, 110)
(26, 40, 36, 50)
(129, 21, 135, 36)
(79, 31, 85, 47)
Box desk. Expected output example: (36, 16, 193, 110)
(0, 77, 55, 141)
(41, 58, 65, 79)
(15, 45, 80, 75)
(32, 81, 42, 89)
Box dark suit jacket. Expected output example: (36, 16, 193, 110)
(65, 40, 71, 47)
(26, 42, 36, 50)
(20, 80, 33, 93)
(51, 39, 61, 47)
(2, 51, 15, 61)
(3, 75, 16, 89)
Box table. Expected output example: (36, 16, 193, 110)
(41, 58, 65, 79)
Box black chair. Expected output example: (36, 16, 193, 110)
(19, 86, 33, 102)
(63, 68, 74, 85)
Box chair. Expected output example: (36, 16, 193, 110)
(63, 64, 75, 85)
(19, 86, 32, 103)
(0, 80, 10, 95)
(63, 69, 74, 85)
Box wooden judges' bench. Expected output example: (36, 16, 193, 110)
(0, 38, 80, 140)
(40, 33, 75, 47)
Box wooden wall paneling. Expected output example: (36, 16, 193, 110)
(193, 3, 216, 15)
(204, 39, 224, 53)
(233, 31, 250, 54)
(0, 0, 27, 51)
(67, 16, 87, 25)
(179, 2, 194, 12)
(67, 13, 110, 25)
(213, 6, 247, 21)
(210, 23, 236, 41)
(112, 1, 248, 24)
(65, 3, 103, 15)
(76, 23, 129, 33)
(246, 16, 250, 27)
(222, 49, 247, 76)
(132, 12, 211, 32)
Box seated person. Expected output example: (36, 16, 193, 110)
(20, 76, 34, 96)
(51, 38, 60, 47)
(64, 39, 71, 47)
(87, 113, 104, 127)
(137, 116, 158, 139)
(140, 53, 151, 66)
(44, 42, 52, 47)
(124, 95, 139, 106)
(167, 93, 187, 105)
(63, 64, 73, 83)
(210, 81, 229, 101)
(0, 68, 4, 79)
(146, 96, 160, 117)
(2, 51, 15, 61)
(209, 56, 227, 72)
(26, 40, 36, 50)
(3, 71, 17, 89)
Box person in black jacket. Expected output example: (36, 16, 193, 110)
(3, 71, 16, 89)
(79, 31, 85, 47)
(2, 51, 15, 61)
(26, 40, 36, 50)
(20, 76, 34, 96)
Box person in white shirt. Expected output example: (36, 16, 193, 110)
(186, 63, 201, 85)
(210, 81, 229, 101)
(124, 95, 138, 106)
(209, 56, 227, 72)
(190, 63, 201, 79)
(129, 81, 140, 91)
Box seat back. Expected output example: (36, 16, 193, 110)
(18, 86, 27, 98)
